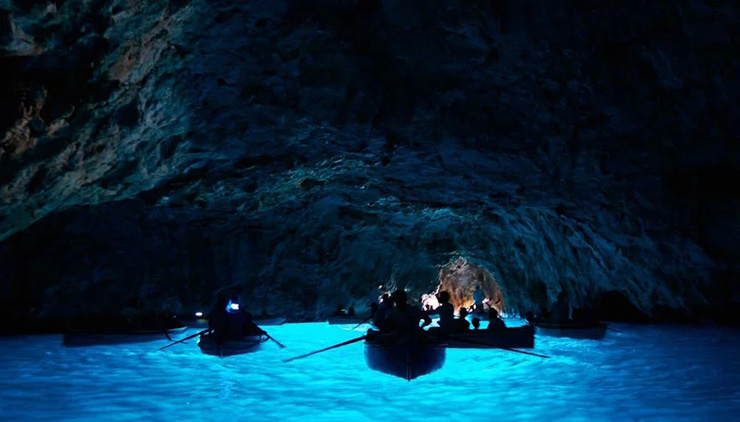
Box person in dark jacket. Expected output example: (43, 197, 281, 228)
(430, 291, 455, 333)
(487, 308, 506, 330)
(385, 290, 431, 332)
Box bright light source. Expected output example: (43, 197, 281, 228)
(195, 312, 204, 317)
(226, 300, 240, 312)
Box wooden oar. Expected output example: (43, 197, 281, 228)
(442, 334, 550, 359)
(264, 332, 286, 348)
(283, 335, 367, 363)
(351, 316, 373, 330)
(158, 328, 209, 351)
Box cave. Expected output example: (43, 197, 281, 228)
(0, 0, 738, 419)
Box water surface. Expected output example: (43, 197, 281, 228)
(1, 321, 738, 421)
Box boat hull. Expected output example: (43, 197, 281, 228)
(445, 326, 535, 349)
(63, 326, 189, 347)
(364, 334, 445, 380)
(534, 322, 607, 340)
(198, 333, 267, 357)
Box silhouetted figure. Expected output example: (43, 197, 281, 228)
(550, 291, 571, 324)
(347, 306, 356, 316)
(386, 290, 431, 332)
(453, 307, 471, 332)
(524, 311, 537, 326)
(208, 295, 237, 344)
(487, 308, 506, 330)
(373, 293, 391, 330)
(473, 285, 485, 314)
(433, 291, 455, 333)
(241, 312, 266, 336)
(369, 302, 379, 318)
(333, 304, 346, 316)
(472, 318, 481, 330)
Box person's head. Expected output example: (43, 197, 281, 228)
(459, 307, 468, 318)
(437, 291, 450, 304)
(380, 293, 390, 303)
(488, 307, 499, 319)
(472, 318, 481, 329)
(475, 285, 480, 290)
(391, 290, 408, 307)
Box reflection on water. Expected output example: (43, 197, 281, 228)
(1, 320, 739, 421)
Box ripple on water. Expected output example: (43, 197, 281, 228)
(1, 322, 739, 421)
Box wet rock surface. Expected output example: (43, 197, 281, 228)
(0, 0, 738, 329)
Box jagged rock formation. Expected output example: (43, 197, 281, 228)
(0, 0, 738, 328)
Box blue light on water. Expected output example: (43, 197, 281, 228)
(1, 321, 738, 421)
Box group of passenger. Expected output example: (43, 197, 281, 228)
(204, 285, 573, 343)
(372, 290, 432, 332)
(370, 288, 507, 335)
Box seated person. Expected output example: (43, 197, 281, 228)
(385, 290, 431, 332)
(432, 291, 455, 333)
(471, 317, 481, 330)
(487, 308, 506, 330)
(452, 307, 471, 332)
(372, 294, 391, 330)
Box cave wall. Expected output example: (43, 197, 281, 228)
(0, 0, 738, 325)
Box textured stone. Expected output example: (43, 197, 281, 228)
(0, 0, 738, 327)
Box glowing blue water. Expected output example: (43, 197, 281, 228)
(1, 321, 738, 421)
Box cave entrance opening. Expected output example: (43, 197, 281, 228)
(421, 257, 506, 316)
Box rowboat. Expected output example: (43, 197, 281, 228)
(444, 326, 535, 349)
(197, 332, 268, 357)
(533, 321, 607, 340)
(363, 331, 446, 380)
(63, 326, 189, 347)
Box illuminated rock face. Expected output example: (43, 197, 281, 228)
(0, 1, 738, 326)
